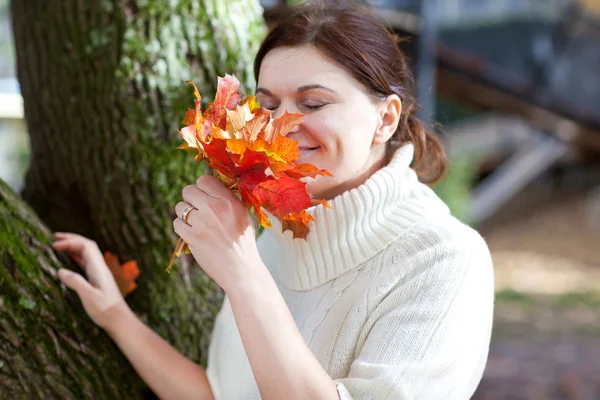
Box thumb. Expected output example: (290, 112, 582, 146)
(58, 269, 94, 297)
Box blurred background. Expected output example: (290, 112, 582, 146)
(2, 0, 599, 398)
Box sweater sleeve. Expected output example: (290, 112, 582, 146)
(333, 229, 494, 400)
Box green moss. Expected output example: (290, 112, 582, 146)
(18, 298, 36, 311)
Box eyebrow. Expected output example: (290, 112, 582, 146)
(255, 84, 337, 96)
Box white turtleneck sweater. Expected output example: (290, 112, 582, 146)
(206, 144, 494, 399)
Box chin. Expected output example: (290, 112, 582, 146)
(305, 176, 337, 201)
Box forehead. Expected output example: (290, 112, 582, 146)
(257, 46, 359, 93)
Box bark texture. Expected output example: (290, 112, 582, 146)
(4, 0, 265, 396)
(0, 180, 141, 398)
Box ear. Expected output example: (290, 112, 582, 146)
(373, 94, 402, 145)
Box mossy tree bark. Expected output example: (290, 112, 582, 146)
(0, 180, 142, 398)
(3, 0, 265, 397)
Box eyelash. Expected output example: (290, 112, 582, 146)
(264, 104, 326, 111)
(304, 104, 325, 110)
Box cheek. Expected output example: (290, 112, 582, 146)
(301, 115, 336, 147)
(302, 105, 378, 165)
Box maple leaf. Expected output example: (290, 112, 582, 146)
(263, 111, 304, 142)
(269, 162, 332, 180)
(266, 133, 301, 164)
(282, 211, 315, 239)
(182, 108, 196, 126)
(104, 251, 140, 297)
(252, 177, 313, 220)
(312, 199, 332, 208)
(241, 112, 270, 142)
(226, 103, 255, 135)
(241, 95, 262, 112)
(206, 74, 243, 130)
(203, 138, 241, 179)
(169, 74, 335, 272)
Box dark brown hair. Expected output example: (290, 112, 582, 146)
(254, 1, 446, 183)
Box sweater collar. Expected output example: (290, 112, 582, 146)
(262, 144, 449, 291)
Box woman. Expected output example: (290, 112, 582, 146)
(53, 2, 494, 399)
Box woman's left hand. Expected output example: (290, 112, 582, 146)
(173, 175, 264, 291)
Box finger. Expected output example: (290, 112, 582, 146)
(52, 235, 102, 262)
(196, 175, 234, 200)
(52, 237, 85, 253)
(173, 218, 195, 242)
(52, 239, 86, 266)
(58, 269, 98, 299)
(52, 237, 95, 263)
(174, 201, 188, 220)
(182, 184, 215, 212)
(175, 201, 198, 225)
(53, 237, 113, 287)
(54, 232, 87, 241)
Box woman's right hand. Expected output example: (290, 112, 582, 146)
(52, 232, 128, 330)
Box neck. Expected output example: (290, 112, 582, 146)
(311, 146, 387, 201)
(261, 144, 449, 291)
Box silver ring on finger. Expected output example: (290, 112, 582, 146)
(181, 205, 196, 224)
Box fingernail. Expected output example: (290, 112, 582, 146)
(58, 269, 71, 278)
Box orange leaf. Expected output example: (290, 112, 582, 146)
(269, 162, 331, 180)
(225, 137, 269, 156)
(295, 163, 333, 178)
(104, 251, 140, 297)
(312, 199, 331, 209)
(263, 111, 304, 143)
(282, 211, 315, 239)
(182, 108, 196, 126)
(266, 133, 301, 164)
(226, 139, 251, 156)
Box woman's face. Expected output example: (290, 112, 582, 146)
(256, 46, 401, 200)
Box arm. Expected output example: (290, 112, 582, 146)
(172, 176, 341, 400)
(52, 232, 214, 400)
(106, 303, 214, 400)
(226, 264, 339, 400)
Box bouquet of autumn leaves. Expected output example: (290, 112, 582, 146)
(167, 75, 331, 272)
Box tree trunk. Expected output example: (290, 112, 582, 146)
(4, 0, 265, 396)
(0, 179, 142, 398)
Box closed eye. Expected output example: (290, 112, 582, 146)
(304, 104, 325, 110)
(258, 102, 278, 111)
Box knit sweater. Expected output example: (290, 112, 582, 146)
(206, 144, 494, 399)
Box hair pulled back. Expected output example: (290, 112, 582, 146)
(254, 1, 446, 183)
